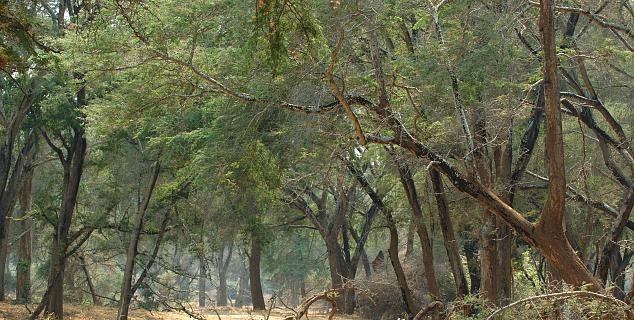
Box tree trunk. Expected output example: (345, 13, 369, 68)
(43, 131, 87, 320)
(0, 79, 36, 252)
(391, 154, 440, 300)
(78, 255, 98, 305)
(347, 159, 416, 316)
(0, 133, 36, 301)
(429, 169, 469, 298)
(217, 242, 233, 306)
(405, 221, 415, 257)
(235, 262, 250, 308)
(249, 237, 265, 310)
(0, 215, 9, 301)
(16, 166, 33, 303)
(386, 218, 417, 316)
(361, 249, 372, 278)
(596, 188, 634, 282)
(218, 271, 228, 306)
(480, 211, 498, 303)
(199, 260, 207, 308)
(463, 236, 480, 294)
(117, 162, 160, 320)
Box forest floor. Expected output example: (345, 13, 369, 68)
(0, 302, 358, 319)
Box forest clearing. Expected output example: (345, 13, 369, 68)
(0, 0, 633, 319)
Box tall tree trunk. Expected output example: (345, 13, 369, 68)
(249, 237, 265, 310)
(392, 155, 440, 300)
(429, 169, 469, 298)
(43, 130, 87, 320)
(0, 132, 36, 301)
(0, 79, 37, 253)
(16, 165, 33, 303)
(117, 162, 160, 320)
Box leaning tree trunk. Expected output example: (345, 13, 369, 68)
(392, 155, 440, 300)
(249, 237, 266, 310)
(78, 255, 98, 305)
(429, 169, 469, 298)
(117, 162, 160, 320)
(347, 160, 417, 316)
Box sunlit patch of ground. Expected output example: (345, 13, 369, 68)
(0, 303, 358, 319)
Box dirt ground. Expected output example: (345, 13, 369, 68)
(0, 303, 358, 320)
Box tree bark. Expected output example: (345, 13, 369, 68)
(117, 161, 160, 320)
(249, 237, 266, 310)
(217, 242, 233, 306)
(16, 164, 33, 303)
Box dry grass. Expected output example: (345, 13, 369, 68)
(0, 303, 358, 320)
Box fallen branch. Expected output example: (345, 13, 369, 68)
(485, 291, 633, 320)
(285, 287, 344, 320)
(413, 301, 444, 320)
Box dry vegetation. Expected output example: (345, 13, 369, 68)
(0, 303, 358, 320)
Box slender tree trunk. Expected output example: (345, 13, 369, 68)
(429, 169, 469, 298)
(347, 159, 416, 316)
(463, 236, 480, 294)
(199, 260, 207, 308)
(249, 237, 265, 310)
(386, 218, 417, 316)
(117, 162, 160, 320)
(16, 166, 33, 303)
(78, 255, 98, 305)
(361, 249, 372, 278)
(596, 188, 634, 282)
(0, 216, 9, 301)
